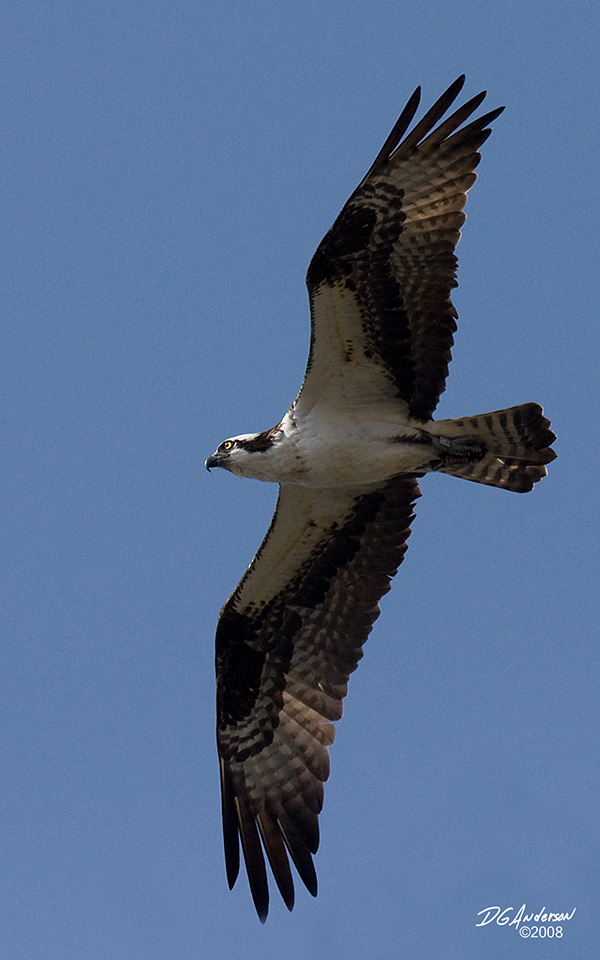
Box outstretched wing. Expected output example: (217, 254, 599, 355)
(296, 76, 504, 421)
(216, 475, 421, 920)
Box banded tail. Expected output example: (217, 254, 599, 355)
(430, 402, 556, 493)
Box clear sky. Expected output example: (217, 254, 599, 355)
(2, 2, 598, 958)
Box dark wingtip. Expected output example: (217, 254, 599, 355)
(451, 74, 467, 92)
(219, 759, 241, 890)
(478, 104, 505, 126)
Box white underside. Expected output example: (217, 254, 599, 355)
(226, 405, 439, 487)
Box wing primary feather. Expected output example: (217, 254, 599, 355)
(235, 795, 270, 923)
(219, 758, 240, 890)
(443, 105, 506, 146)
(417, 90, 488, 148)
(359, 85, 421, 184)
(278, 814, 319, 897)
(364, 74, 474, 183)
(390, 75, 468, 160)
(256, 812, 295, 912)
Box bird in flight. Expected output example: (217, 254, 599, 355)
(205, 76, 555, 921)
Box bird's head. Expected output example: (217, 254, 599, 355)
(205, 428, 281, 479)
(204, 436, 245, 474)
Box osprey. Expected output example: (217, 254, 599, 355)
(206, 76, 555, 921)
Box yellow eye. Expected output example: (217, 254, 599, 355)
(223, 440, 234, 451)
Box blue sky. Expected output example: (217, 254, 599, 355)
(2, 2, 598, 958)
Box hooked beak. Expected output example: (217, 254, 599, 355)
(205, 454, 223, 472)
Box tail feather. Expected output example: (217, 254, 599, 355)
(430, 402, 556, 493)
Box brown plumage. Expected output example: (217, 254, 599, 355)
(216, 478, 420, 920)
(208, 77, 555, 921)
